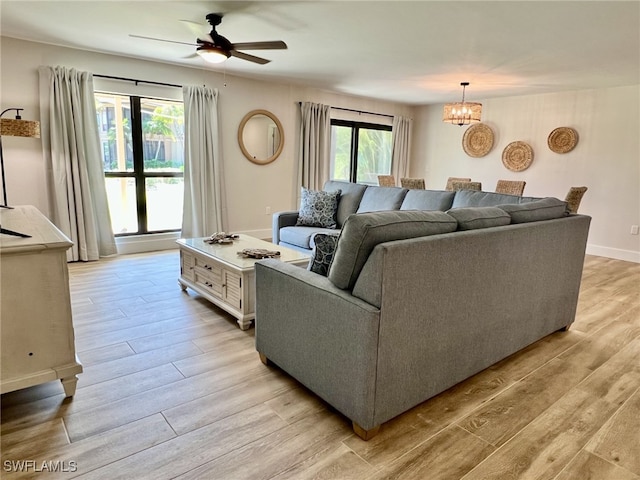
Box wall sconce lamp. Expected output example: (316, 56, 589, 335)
(443, 82, 482, 126)
(0, 107, 40, 237)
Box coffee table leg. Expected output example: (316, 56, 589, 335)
(237, 318, 253, 330)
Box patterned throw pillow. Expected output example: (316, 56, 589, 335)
(308, 233, 340, 276)
(296, 187, 341, 228)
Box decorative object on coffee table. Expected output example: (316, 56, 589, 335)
(205, 232, 239, 244)
(462, 122, 494, 157)
(502, 141, 534, 172)
(238, 248, 281, 259)
(548, 127, 578, 153)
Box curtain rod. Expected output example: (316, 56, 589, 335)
(298, 102, 394, 119)
(94, 74, 182, 89)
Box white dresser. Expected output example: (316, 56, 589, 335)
(0, 206, 82, 396)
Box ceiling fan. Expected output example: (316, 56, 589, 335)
(130, 13, 287, 65)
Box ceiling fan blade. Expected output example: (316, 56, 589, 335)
(229, 50, 270, 65)
(129, 34, 197, 47)
(197, 34, 215, 44)
(230, 41, 287, 50)
(180, 19, 208, 36)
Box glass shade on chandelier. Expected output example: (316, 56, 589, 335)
(443, 82, 482, 126)
(196, 46, 230, 64)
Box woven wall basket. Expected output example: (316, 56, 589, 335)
(462, 123, 494, 158)
(548, 127, 578, 153)
(502, 141, 534, 172)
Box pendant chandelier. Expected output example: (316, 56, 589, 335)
(443, 82, 482, 126)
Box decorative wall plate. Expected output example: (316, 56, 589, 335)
(548, 127, 578, 153)
(502, 141, 533, 172)
(462, 123, 494, 158)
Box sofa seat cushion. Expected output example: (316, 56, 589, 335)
(296, 187, 341, 228)
(323, 180, 368, 228)
(499, 197, 570, 223)
(328, 210, 458, 290)
(452, 189, 532, 208)
(280, 226, 338, 250)
(400, 189, 455, 211)
(308, 232, 340, 276)
(446, 206, 511, 230)
(356, 186, 408, 213)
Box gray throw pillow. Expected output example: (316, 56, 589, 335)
(446, 207, 511, 230)
(308, 232, 340, 276)
(296, 187, 341, 228)
(499, 197, 570, 223)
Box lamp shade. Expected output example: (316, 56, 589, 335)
(1, 118, 40, 138)
(196, 46, 230, 64)
(442, 102, 482, 126)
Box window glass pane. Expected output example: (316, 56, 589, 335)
(105, 177, 138, 234)
(356, 128, 393, 185)
(330, 125, 352, 181)
(140, 98, 184, 173)
(145, 177, 184, 231)
(96, 93, 133, 172)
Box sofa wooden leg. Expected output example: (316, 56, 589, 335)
(558, 324, 571, 332)
(352, 421, 380, 440)
(258, 352, 270, 366)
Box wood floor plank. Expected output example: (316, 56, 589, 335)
(270, 443, 380, 480)
(554, 450, 640, 480)
(63, 360, 270, 442)
(1, 419, 69, 462)
(586, 388, 640, 476)
(460, 388, 620, 480)
(74, 405, 288, 480)
(458, 358, 592, 447)
(2, 414, 175, 479)
(371, 425, 495, 480)
(162, 368, 297, 435)
(78, 341, 202, 387)
(74, 342, 134, 367)
(171, 411, 352, 480)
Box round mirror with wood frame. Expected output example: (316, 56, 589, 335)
(237, 109, 284, 165)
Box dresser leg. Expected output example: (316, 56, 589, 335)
(61, 376, 78, 397)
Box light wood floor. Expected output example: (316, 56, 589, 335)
(1, 251, 639, 479)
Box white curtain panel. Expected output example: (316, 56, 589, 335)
(298, 102, 331, 191)
(391, 115, 413, 182)
(38, 66, 116, 262)
(181, 85, 223, 238)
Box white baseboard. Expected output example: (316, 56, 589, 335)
(115, 228, 273, 255)
(586, 244, 640, 263)
(116, 232, 181, 255)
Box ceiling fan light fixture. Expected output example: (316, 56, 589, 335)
(196, 46, 230, 64)
(443, 82, 482, 126)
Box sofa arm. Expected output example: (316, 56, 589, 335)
(255, 259, 381, 430)
(272, 210, 299, 244)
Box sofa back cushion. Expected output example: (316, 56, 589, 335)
(452, 189, 535, 208)
(328, 210, 458, 290)
(323, 180, 368, 228)
(400, 189, 455, 211)
(499, 197, 570, 223)
(356, 186, 408, 213)
(446, 206, 511, 230)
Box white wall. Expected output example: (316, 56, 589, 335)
(411, 86, 640, 263)
(0, 37, 413, 249)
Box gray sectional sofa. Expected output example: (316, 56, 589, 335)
(257, 181, 591, 440)
(273, 180, 542, 253)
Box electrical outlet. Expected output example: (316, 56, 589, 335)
(631, 225, 639, 235)
(265, 206, 271, 215)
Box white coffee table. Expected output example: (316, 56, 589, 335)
(176, 234, 310, 330)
